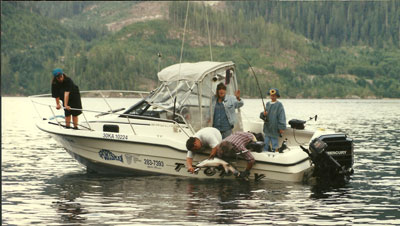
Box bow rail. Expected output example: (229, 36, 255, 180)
(29, 90, 193, 137)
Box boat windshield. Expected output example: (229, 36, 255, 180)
(123, 66, 240, 132)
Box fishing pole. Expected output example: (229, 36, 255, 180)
(242, 56, 266, 112)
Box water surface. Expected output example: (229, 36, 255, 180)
(2, 97, 400, 225)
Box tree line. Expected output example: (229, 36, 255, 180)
(228, 1, 400, 48)
(1, 1, 399, 98)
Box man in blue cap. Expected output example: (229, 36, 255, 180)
(51, 68, 82, 129)
(259, 88, 286, 152)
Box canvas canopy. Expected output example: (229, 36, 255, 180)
(157, 61, 234, 82)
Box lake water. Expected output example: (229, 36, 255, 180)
(2, 97, 400, 225)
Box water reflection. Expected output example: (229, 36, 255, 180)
(45, 173, 312, 225)
(29, 154, 400, 226)
(52, 200, 88, 223)
(309, 183, 352, 199)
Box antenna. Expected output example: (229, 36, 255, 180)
(205, 4, 213, 61)
(178, 1, 190, 79)
(157, 52, 162, 72)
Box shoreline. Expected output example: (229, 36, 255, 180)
(3, 95, 400, 100)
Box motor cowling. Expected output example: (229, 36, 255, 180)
(306, 134, 354, 183)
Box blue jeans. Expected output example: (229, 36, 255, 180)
(221, 129, 232, 139)
(264, 136, 278, 152)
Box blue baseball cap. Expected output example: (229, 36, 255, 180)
(268, 88, 280, 97)
(52, 68, 63, 77)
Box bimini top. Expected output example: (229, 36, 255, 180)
(157, 61, 234, 82)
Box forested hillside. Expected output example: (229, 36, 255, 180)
(1, 1, 400, 98)
(230, 1, 400, 48)
(1, 2, 86, 95)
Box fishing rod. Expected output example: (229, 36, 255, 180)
(242, 56, 266, 112)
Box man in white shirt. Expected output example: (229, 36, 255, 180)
(185, 127, 222, 173)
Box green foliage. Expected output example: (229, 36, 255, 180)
(1, 2, 85, 95)
(348, 65, 376, 78)
(1, 1, 400, 99)
(229, 1, 400, 48)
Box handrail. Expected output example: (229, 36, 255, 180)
(29, 90, 193, 137)
(29, 90, 150, 98)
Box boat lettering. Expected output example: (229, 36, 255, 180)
(98, 149, 124, 163)
(327, 151, 348, 155)
(115, 134, 128, 140)
(175, 163, 185, 172)
(202, 167, 238, 177)
(103, 133, 128, 140)
(180, 164, 242, 178)
(144, 159, 164, 167)
(150, 123, 173, 128)
(204, 167, 217, 176)
(125, 154, 140, 165)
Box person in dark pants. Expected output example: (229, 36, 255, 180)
(51, 68, 82, 129)
(259, 88, 286, 152)
(209, 131, 256, 179)
(211, 83, 243, 139)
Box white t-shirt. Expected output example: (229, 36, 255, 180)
(187, 127, 222, 158)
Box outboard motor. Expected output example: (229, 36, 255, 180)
(302, 134, 354, 184)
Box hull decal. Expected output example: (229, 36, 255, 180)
(175, 163, 185, 172)
(99, 149, 123, 162)
(124, 154, 140, 165)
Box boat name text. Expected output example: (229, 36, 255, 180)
(99, 149, 124, 162)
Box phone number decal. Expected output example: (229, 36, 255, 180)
(144, 159, 164, 168)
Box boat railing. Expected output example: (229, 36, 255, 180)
(29, 90, 193, 137)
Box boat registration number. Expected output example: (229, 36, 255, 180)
(103, 133, 128, 140)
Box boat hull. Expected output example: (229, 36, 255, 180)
(49, 131, 312, 182)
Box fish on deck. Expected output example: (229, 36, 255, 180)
(194, 157, 239, 176)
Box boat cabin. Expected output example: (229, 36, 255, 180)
(122, 61, 243, 133)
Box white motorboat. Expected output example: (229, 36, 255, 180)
(30, 61, 354, 183)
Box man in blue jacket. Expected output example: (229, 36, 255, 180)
(211, 83, 243, 138)
(259, 88, 286, 152)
